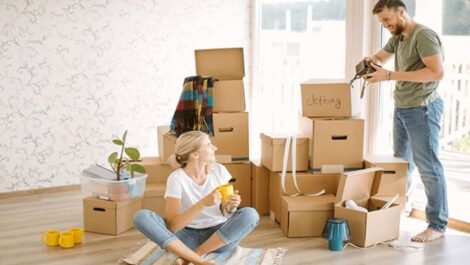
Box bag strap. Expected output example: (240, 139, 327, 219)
(280, 134, 325, 197)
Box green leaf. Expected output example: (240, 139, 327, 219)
(108, 152, 118, 164)
(130, 164, 146, 174)
(112, 139, 123, 145)
(125, 147, 140, 161)
(122, 130, 128, 143)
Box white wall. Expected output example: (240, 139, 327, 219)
(0, 0, 252, 192)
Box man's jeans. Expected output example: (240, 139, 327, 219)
(133, 207, 259, 252)
(393, 97, 448, 232)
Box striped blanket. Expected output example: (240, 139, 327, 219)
(170, 76, 214, 137)
(120, 241, 287, 265)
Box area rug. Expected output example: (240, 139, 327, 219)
(120, 241, 287, 265)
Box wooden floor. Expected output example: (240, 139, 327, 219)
(1, 190, 469, 265)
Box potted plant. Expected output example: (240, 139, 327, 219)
(108, 130, 146, 181)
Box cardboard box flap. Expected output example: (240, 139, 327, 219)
(260, 133, 308, 145)
(335, 167, 383, 204)
(364, 155, 408, 171)
(195, 48, 245, 80)
(144, 183, 166, 197)
(282, 194, 336, 211)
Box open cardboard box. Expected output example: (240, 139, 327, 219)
(365, 155, 408, 196)
(334, 167, 401, 247)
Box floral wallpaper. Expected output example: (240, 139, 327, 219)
(0, 0, 252, 192)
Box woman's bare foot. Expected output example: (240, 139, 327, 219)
(200, 260, 216, 265)
(174, 257, 189, 265)
(411, 228, 444, 242)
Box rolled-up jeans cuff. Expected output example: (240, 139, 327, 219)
(160, 235, 178, 249)
(215, 230, 230, 244)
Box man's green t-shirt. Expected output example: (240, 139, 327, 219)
(383, 24, 444, 108)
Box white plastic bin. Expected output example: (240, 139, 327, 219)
(80, 174, 147, 201)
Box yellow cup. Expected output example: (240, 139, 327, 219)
(68, 227, 83, 244)
(41, 229, 60, 247)
(217, 184, 234, 201)
(58, 232, 75, 249)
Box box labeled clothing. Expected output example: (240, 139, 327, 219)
(334, 168, 401, 247)
(300, 80, 360, 117)
(269, 171, 339, 222)
(212, 112, 249, 160)
(195, 47, 245, 80)
(142, 183, 167, 218)
(281, 194, 336, 237)
(251, 161, 270, 215)
(364, 155, 408, 196)
(83, 197, 142, 235)
(140, 157, 173, 183)
(260, 133, 309, 172)
(299, 117, 364, 170)
(213, 80, 245, 112)
(225, 162, 252, 208)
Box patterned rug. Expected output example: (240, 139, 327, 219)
(120, 241, 287, 265)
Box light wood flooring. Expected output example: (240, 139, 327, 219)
(1, 190, 469, 265)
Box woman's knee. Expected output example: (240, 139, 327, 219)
(133, 209, 163, 229)
(238, 207, 260, 226)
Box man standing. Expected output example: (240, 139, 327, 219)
(365, 0, 448, 242)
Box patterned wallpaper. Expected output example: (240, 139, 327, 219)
(0, 0, 252, 192)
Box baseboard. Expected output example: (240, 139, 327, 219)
(410, 209, 470, 234)
(0, 184, 80, 199)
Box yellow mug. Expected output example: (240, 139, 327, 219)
(68, 227, 83, 244)
(217, 184, 234, 201)
(41, 229, 60, 247)
(58, 232, 75, 249)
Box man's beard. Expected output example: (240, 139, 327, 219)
(392, 19, 406, 36)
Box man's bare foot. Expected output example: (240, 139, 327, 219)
(411, 228, 444, 243)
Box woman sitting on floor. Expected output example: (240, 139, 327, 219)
(134, 131, 260, 265)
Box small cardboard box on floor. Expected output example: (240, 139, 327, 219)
(364, 155, 408, 196)
(195, 47, 245, 112)
(299, 117, 364, 170)
(161, 112, 249, 162)
(83, 197, 142, 235)
(300, 80, 360, 117)
(269, 171, 339, 222)
(260, 133, 309, 172)
(142, 183, 167, 217)
(334, 167, 401, 247)
(280, 194, 336, 237)
(251, 161, 270, 215)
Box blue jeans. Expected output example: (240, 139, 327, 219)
(393, 97, 448, 232)
(133, 207, 260, 252)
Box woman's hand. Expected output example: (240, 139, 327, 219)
(227, 190, 241, 209)
(199, 189, 222, 208)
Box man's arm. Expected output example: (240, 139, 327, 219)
(366, 53, 444, 83)
(369, 49, 393, 65)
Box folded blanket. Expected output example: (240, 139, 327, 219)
(170, 76, 214, 137)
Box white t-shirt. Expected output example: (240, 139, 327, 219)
(164, 163, 232, 229)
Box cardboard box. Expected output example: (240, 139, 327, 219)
(280, 194, 336, 237)
(269, 171, 339, 222)
(213, 80, 245, 112)
(300, 80, 360, 117)
(212, 112, 249, 160)
(161, 112, 249, 161)
(195, 48, 245, 80)
(251, 161, 270, 215)
(364, 155, 408, 196)
(140, 157, 173, 183)
(375, 195, 407, 212)
(299, 117, 364, 170)
(157, 125, 170, 159)
(260, 133, 309, 172)
(142, 183, 166, 217)
(83, 197, 142, 235)
(225, 162, 252, 208)
(334, 168, 401, 247)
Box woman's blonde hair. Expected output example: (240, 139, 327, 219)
(167, 131, 210, 169)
